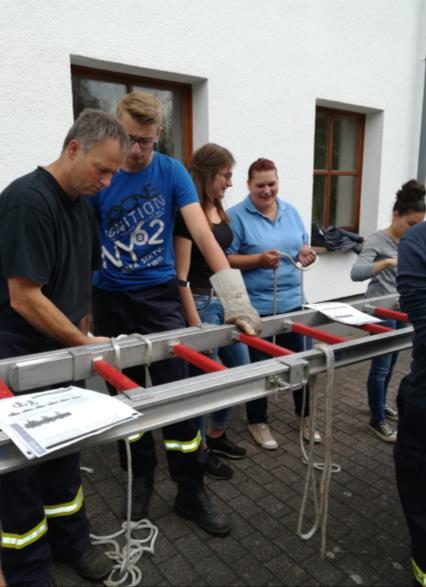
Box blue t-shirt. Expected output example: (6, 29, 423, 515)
(92, 152, 199, 291)
(227, 196, 308, 315)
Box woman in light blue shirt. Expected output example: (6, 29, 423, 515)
(228, 158, 320, 450)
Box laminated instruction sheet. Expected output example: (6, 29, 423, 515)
(0, 386, 141, 459)
(305, 302, 383, 326)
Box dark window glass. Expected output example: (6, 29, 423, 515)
(314, 111, 328, 170)
(312, 175, 326, 225)
(71, 66, 192, 164)
(330, 176, 356, 226)
(312, 107, 364, 232)
(72, 78, 126, 116)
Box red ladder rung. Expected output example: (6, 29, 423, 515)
(0, 378, 14, 398)
(359, 323, 393, 334)
(374, 307, 409, 322)
(172, 343, 227, 373)
(92, 359, 139, 392)
(291, 322, 347, 345)
(238, 333, 295, 356)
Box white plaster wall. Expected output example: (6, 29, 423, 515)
(0, 0, 425, 302)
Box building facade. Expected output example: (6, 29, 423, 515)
(1, 0, 425, 301)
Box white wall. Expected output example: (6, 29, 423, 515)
(0, 0, 425, 302)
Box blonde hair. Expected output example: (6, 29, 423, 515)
(116, 91, 162, 127)
(189, 143, 235, 225)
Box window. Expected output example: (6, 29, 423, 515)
(312, 107, 365, 232)
(71, 66, 193, 165)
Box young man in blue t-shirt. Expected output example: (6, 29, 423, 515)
(91, 91, 260, 536)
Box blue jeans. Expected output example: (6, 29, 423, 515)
(192, 294, 250, 432)
(246, 311, 312, 424)
(367, 318, 402, 423)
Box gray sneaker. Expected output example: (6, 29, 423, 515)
(384, 406, 398, 421)
(368, 420, 397, 443)
(248, 423, 278, 450)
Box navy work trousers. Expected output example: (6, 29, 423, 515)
(92, 282, 205, 484)
(0, 330, 90, 587)
(246, 311, 311, 424)
(394, 394, 426, 586)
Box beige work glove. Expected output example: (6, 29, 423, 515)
(210, 268, 262, 335)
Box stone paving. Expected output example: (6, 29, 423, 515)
(52, 349, 412, 587)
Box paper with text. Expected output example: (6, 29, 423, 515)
(0, 386, 141, 459)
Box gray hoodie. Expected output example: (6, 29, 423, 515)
(350, 230, 398, 297)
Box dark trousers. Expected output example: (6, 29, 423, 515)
(0, 331, 90, 587)
(0, 454, 90, 587)
(246, 327, 311, 424)
(92, 283, 204, 484)
(394, 394, 426, 585)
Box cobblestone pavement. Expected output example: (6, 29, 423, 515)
(52, 350, 412, 587)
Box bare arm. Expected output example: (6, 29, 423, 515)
(297, 244, 317, 267)
(180, 203, 229, 272)
(80, 314, 90, 336)
(8, 277, 109, 346)
(228, 250, 280, 270)
(174, 235, 202, 327)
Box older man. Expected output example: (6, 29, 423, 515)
(0, 109, 129, 587)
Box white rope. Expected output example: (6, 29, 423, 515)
(297, 342, 337, 558)
(277, 250, 319, 272)
(272, 268, 278, 345)
(271, 250, 318, 339)
(297, 383, 341, 475)
(88, 440, 158, 587)
(132, 334, 153, 388)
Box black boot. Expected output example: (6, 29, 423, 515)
(56, 544, 112, 582)
(174, 483, 231, 536)
(122, 473, 154, 521)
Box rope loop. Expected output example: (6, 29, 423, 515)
(131, 334, 153, 388)
(297, 342, 340, 558)
(88, 440, 159, 586)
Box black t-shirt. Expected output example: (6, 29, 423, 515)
(174, 211, 232, 289)
(0, 167, 100, 349)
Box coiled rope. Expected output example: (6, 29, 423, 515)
(89, 440, 158, 586)
(86, 332, 158, 586)
(297, 342, 337, 558)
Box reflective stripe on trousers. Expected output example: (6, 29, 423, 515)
(1, 484, 84, 549)
(127, 432, 145, 443)
(1, 518, 48, 550)
(44, 484, 84, 518)
(163, 430, 202, 453)
(414, 558, 426, 586)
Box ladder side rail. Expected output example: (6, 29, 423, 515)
(0, 325, 413, 475)
(0, 293, 402, 393)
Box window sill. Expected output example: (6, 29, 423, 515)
(312, 247, 358, 255)
(312, 246, 328, 255)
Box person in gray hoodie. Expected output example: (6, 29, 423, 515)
(351, 179, 425, 442)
